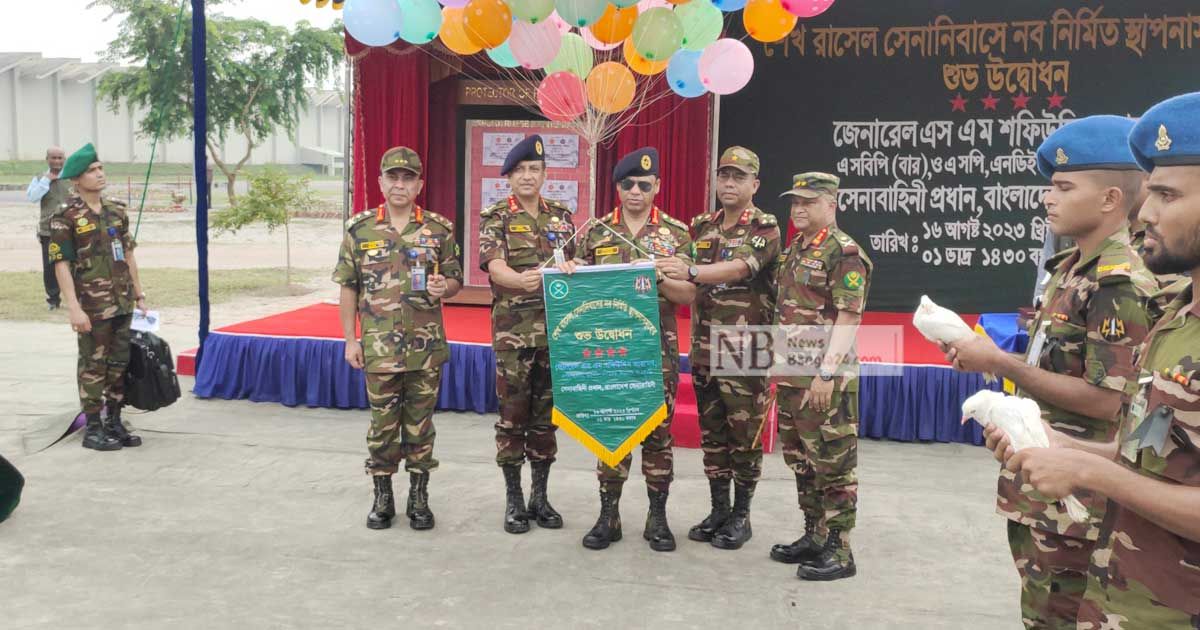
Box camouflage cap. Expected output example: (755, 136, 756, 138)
(718, 146, 760, 175)
(380, 146, 422, 175)
(780, 172, 840, 198)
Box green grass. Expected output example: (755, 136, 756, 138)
(0, 267, 318, 322)
(0, 161, 340, 186)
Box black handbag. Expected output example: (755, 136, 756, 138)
(124, 331, 182, 411)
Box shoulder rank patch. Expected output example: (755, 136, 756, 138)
(842, 271, 864, 290)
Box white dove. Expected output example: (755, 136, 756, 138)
(960, 390, 1089, 524)
(914, 295, 998, 384)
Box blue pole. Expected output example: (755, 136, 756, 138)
(192, 0, 210, 371)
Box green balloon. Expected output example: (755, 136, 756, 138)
(675, 0, 722, 51)
(488, 41, 520, 68)
(555, 0, 608, 28)
(510, 0, 555, 24)
(545, 33, 594, 78)
(610, 0, 638, 7)
(397, 0, 443, 45)
(631, 7, 684, 62)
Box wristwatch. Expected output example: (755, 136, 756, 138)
(818, 368, 835, 382)
(687, 265, 700, 282)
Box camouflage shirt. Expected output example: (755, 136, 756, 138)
(1084, 281, 1200, 620)
(582, 206, 693, 370)
(773, 225, 873, 392)
(1000, 227, 1157, 540)
(47, 196, 137, 321)
(332, 205, 464, 373)
(478, 196, 576, 351)
(689, 206, 781, 367)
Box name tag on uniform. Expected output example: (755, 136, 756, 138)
(509, 224, 532, 233)
(800, 258, 823, 270)
(695, 241, 712, 249)
(595, 245, 620, 256)
(1025, 320, 1050, 367)
(76, 223, 97, 234)
(359, 240, 387, 251)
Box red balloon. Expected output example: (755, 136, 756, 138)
(537, 71, 587, 121)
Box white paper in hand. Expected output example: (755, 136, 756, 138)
(131, 309, 160, 333)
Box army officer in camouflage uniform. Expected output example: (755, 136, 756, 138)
(479, 135, 576, 535)
(574, 147, 695, 553)
(333, 146, 463, 531)
(769, 172, 871, 581)
(48, 143, 146, 452)
(658, 146, 781, 551)
(945, 117, 1158, 627)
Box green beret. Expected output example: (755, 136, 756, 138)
(61, 143, 98, 180)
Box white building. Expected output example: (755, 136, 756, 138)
(0, 52, 346, 173)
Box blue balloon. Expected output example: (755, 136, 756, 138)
(398, 0, 443, 45)
(344, 0, 404, 47)
(711, 0, 747, 11)
(666, 50, 706, 98)
(487, 41, 520, 68)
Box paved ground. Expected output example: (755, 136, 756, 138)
(0, 319, 1021, 629)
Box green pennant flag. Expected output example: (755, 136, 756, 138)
(542, 262, 666, 467)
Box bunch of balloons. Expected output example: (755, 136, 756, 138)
(299, 0, 346, 9)
(343, 0, 836, 121)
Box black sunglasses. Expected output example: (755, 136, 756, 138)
(620, 179, 653, 192)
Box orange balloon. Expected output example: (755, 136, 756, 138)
(743, 0, 797, 43)
(586, 61, 637, 113)
(623, 37, 668, 75)
(440, 7, 484, 55)
(463, 0, 513, 50)
(590, 4, 637, 45)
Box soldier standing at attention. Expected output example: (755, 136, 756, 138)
(944, 117, 1158, 627)
(657, 146, 781, 550)
(333, 146, 463, 531)
(47, 143, 147, 452)
(478, 135, 576, 535)
(576, 147, 695, 552)
(28, 146, 68, 310)
(768, 172, 871, 581)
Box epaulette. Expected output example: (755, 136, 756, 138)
(662, 213, 689, 231)
(424, 210, 453, 230)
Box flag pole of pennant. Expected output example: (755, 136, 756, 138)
(542, 262, 666, 467)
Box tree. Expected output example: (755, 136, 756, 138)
(92, 0, 344, 204)
(210, 167, 316, 286)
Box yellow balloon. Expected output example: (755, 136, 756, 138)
(587, 62, 637, 113)
(623, 37, 668, 75)
(440, 7, 484, 55)
(591, 4, 638, 45)
(742, 0, 797, 43)
(464, 0, 514, 50)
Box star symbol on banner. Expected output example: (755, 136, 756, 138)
(618, 347, 628, 357)
(1047, 92, 1066, 109)
(1011, 93, 1032, 110)
(595, 348, 604, 358)
(582, 348, 591, 358)
(980, 93, 999, 111)
(607, 348, 616, 357)
(949, 93, 968, 112)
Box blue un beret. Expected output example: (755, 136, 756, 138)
(500, 135, 545, 176)
(1036, 115, 1139, 180)
(1129, 92, 1200, 172)
(613, 147, 659, 182)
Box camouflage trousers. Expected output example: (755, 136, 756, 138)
(364, 367, 441, 475)
(77, 313, 132, 415)
(777, 385, 858, 535)
(597, 365, 678, 493)
(494, 348, 557, 467)
(1006, 520, 1092, 630)
(692, 366, 767, 483)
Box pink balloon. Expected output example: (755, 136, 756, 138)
(538, 72, 587, 121)
(781, 0, 834, 18)
(438, 0, 469, 8)
(510, 19, 564, 69)
(547, 10, 573, 34)
(581, 26, 621, 51)
(698, 38, 753, 95)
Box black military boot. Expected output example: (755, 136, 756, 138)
(406, 472, 434, 530)
(582, 485, 623, 550)
(81, 412, 121, 451)
(643, 488, 676, 552)
(687, 478, 731, 542)
(103, 403, 142, 447)
(711, 481, 754, 550)
(366, 475, 395, 530)
(797, 529, 857, 581)
(769, 513, 825, 563)
(527, 461, 563, 529)
(502, 464, 530, 534)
